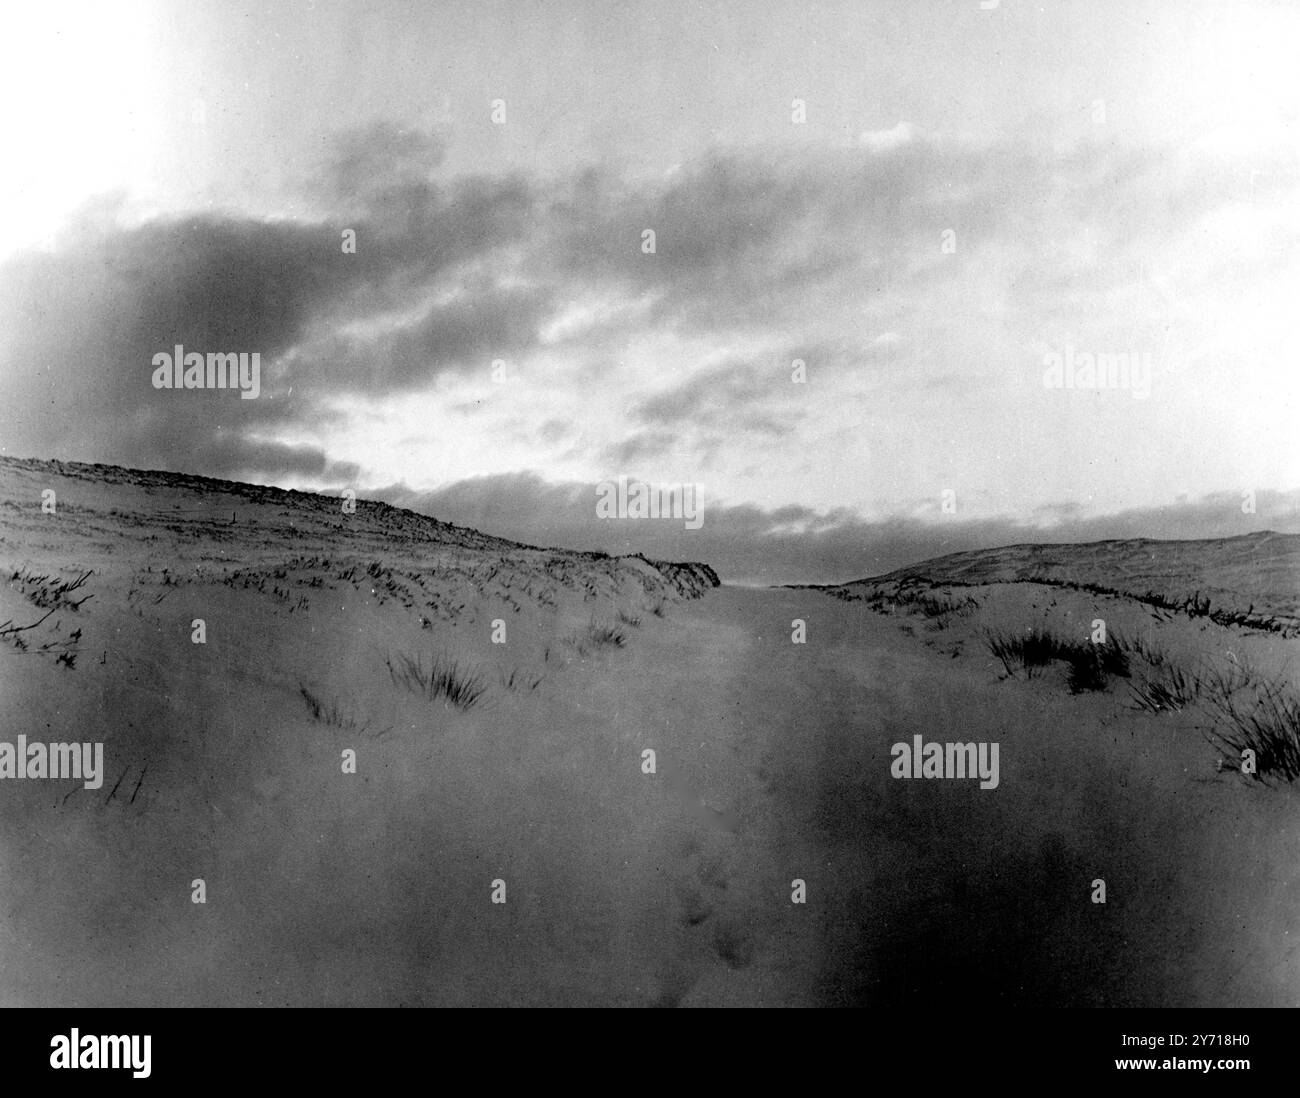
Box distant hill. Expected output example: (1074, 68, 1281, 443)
(805, 532, 1300, 636)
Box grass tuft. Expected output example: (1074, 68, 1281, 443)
(1128, 662, 1201, 713)
(500, 666, 543, 692)
(984, 626, 1129, 691)
(565, 616, 629, 657)
(385, 650, 487, 712)
(298, 683, 377, 733)
(1204, 678, 1300, 782)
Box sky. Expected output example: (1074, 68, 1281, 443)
(1, 0, 1297, 583)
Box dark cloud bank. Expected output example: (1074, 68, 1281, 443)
(375, 474, 1300, 586)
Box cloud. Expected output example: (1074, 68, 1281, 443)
(603, 430, 681, 466)
(1, 119, 1293, 523)
(857, 121, 916, 153)
(322, 122, 448, 210)
(0, 126, 544, 475)
(0, 217, 350, 475)
(631, 358, 797, 435)
(287, 277, 555, 390)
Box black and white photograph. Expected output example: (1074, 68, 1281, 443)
(0, 0, 1295, 1073)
